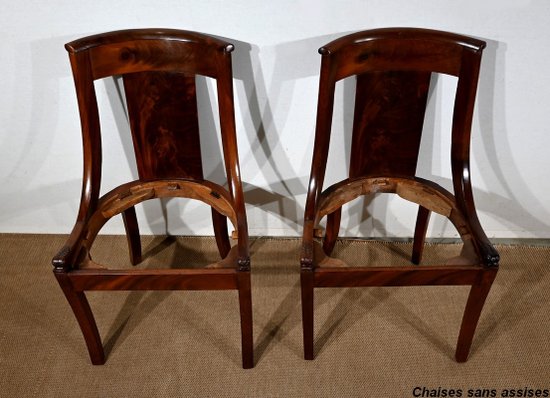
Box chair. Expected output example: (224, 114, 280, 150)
(300, 28, 499, 362)
(52, 29, 253, 368)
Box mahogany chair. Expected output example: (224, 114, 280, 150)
(301, 28, 499, 362)
(52, 29, 253, 368)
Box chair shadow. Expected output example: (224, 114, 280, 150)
(371, 288, 455, 358)
(103, 290, 171, 357)
(2, 36, 87, 228)
(417, 39, 550, 239)
(252, 280, 377, 363)
(317, 246, 550, 362)
(314, 285, 457, 360)
(231, 34, 358, 235)
(314, 288, 386, 357)
(253, 280, 302, 363)
(103, 236, 238, 362)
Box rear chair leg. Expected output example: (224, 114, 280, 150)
(455, 268, 497, 362)
(212, 208, 231, 258)
(412, 205, 431, 265)
(323, 208, 341, 256)
(54, 271, 105, 365)
(122, 206, 142, 265)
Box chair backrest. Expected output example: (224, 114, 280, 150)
(310, 27, 486, 183)
(65, 29, 243, 217)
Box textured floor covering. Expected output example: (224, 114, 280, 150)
(0, 234, 549, 397)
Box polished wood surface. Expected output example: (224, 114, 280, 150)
(124, 72, 204, 180)
(350, 71, 431, 178)
(301, 27, 499, 362)
(53, 29, 253, 368)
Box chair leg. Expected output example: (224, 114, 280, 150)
(455, 268, 497, 362)
(122, 206, 142, 265)
(301, 269, 315, 360)
(54, 271, 105, 365)
(237, 271, 254, 369)
(212, 208, 231, 258)
(412, 205, 431, 264)
(323, 207, 341, 255)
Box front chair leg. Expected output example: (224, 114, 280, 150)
(54, 271, 105, 365)
(301, 268, 315, 360)
(122, 206, 142, 265)
(237, 270, 254, 369)
(455, 268, 498, 362)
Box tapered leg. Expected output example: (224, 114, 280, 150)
(323, 208, 342, 256)
(122, 206, 142, 265)
(54, 271, 105, 365)
(212, 208, 231, 258)
(412, 205, 431, 265)
(455, 268, 497, 362)
(301, 269, 315, 360)
(237, 271, 254, 369)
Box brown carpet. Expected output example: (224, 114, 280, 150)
(0, 234, 549, 397)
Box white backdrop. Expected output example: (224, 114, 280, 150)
(1, 0, 549, 238)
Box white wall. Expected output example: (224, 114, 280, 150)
(1, 0, 549, 238)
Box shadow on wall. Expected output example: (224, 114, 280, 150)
(232, 33, 350, 236)
(474, 39, 550, 237)
(9, 33, 547, 239)
(0, 35, 83, 229)
(416, 38, 550, 239)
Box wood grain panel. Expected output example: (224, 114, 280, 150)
(349, 70, 431, 178)
(123, 71, 203, 180)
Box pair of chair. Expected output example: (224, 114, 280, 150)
(53, 28, 499, 369)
